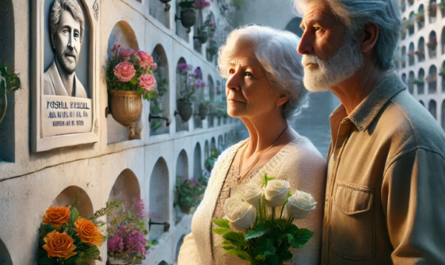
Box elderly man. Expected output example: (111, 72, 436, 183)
(44, 0, 87, 98)
(296, 0, 445, 264)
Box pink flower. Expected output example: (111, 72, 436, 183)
(114, 62, 136, 82)
(111, 44, 121, 52)
(152, 63, 158, 70)
(118, 48, 136, 61)
(135, 51, 154, 69)
(138, 74, 156, 91)
(132, 197, 147, 219)
(108, 236, 124, 253)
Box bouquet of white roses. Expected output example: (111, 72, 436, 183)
(212, 175, 317, 265)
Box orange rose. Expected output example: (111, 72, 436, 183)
(42, 207, 70, 229)
(42, 230, 77, 260)
(74, 217, 104, 247)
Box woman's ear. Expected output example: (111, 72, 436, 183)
(360, 23, 379, 53)
(276, 94, 290, 107)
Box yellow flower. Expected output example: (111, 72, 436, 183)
(42, 230, 77, 260)
(74, 217, 104, 247)
(42, 207, 70, 229)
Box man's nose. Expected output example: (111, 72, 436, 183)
(67, 32, 74, 50)
(297, 31, 313, 55)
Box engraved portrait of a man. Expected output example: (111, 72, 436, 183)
(44, 0, 87, 98)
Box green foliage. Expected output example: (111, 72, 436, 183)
(178, 0, 195, 9)
(176, 178, 206, 213)
(212, 218, 230, 229)
(0, 66, 21, 93)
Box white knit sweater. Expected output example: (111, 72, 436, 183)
(178, 136, 327, 265)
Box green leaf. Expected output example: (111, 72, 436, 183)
(223, 232, 246, 246)
(70, 207, 79, 225)
(37, 257, 53, 265)
(70, 193, 80, 211)
(287, 228, 313, 248)
(265, 254, 280, 264)
(226, 249, 252, 262)
(245, 223, 269, 240)
(281, 250, 293, 261)
(221, 241, 237, 250)
(257, 238, 276, 257)
(212, 227, 232, 235)
(212, 218, 230, 228)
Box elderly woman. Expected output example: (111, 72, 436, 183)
(178, 25, 326, 264)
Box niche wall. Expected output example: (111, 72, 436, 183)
(175, 150, 189, 224)
(149, 0, 170, 28)
(149, 157, 170, 240)
(176, 58, 190, 132)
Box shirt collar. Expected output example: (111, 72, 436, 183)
(330, 72, 406, 132)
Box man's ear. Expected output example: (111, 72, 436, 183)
(360, 23, 379, 53)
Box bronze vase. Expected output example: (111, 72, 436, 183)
(109, 90, 143, 126)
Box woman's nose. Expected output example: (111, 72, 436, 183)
(226, 73, 241, 92)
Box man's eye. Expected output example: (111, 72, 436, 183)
(63, 29, 69, 34)
(74, 32, 79, 38)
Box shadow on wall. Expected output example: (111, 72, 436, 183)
(0, 239, 13, 265)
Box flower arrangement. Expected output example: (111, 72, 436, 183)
(107, 44, 158, 101)
(408, 0, 414, 5)
(107, 198, 149, 264)
(415, 49, 424, 55)
(177, 63, 199, 104)
(176, 178, 206, 214)
(37, 196, 120, 264)
(407, 50, 415, 56)
(413, 78, 425, 84)
(212, 175, 316, 264)
(427, 38, 438, 49)
(415, 12, 424, 23)
(429, 2, 437, 17)
(178, 0, 210, 9)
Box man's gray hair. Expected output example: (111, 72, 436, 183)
(218, 25, 308, 120)
(50, 0, 85, 45)
(295, 0, 402, 70)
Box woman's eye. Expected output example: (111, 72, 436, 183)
(244, 71, 253, 77)
(228, 69, 235, 75)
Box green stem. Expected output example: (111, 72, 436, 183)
(280, 201, 288, 219)
(272, 207, 275, 224)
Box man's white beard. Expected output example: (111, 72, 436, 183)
(302, 32, 364, 92)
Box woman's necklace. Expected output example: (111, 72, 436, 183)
(237, 126, 289, 182)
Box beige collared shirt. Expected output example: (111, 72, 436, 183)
(43, 60, 88, 98)
(322, 73, 445, 264)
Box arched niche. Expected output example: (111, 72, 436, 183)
(402, 73, 407, 84)
(428, 1, 437, 23)
(428, 31, 438, 59)
(441, 100, 445, 130)
(159, 261, 169, 265)
(176, 149, 189, 181)
(210, 137, 217, 157)
(0, 0, 15, 162)
(284, 17, 303, 37)
(176, 58, 190, 132)
(416, 4, 425, 30)
(149, 157, 169, 240)
(418, 68, 425, 94)
(193, 9, 206, 54)
(204, 140, 210, 159)
(420, 100, 425, 106)
(108, 169, 141, 204)
(175, 2, 190, 42)
(107, 21, 141, 144)
(208, 75, 215, 127)
(0, 239, 13, 265)
(401, 46, 407, 68)
(401, 0, 406, 12)
(401, 18, 407, 40)
(441, 61, 445, 92)
(224, 133, 228, 149)
(175, 234, 187, 261)
(193, 67, 204, 129)
(52, 186, 93, 218)
(429, 100, 437, 119)
(408, 42, 415, 66)
(149, 0, 170, 28)
(408, 11, 415, 35)
(441, 26, 445, 55)
(427, 65, 437, 94)
(417, 37, 425, 62)
(408, 71, 415, 94)
(175, 150, 189, 224)
(150, 44, 170, 136)
(193, 142, 202, 179)
(218, 135, 223, 154)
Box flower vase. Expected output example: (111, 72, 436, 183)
(180, 8, 197, 29)
(177, 99, 193, 122)
(108, 257, 128, 265)
(109, 90, 143, 126)
(198, 103, 208, 120)
(179, 203, 192, 214)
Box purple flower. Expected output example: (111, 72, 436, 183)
(108, 236, 124, 253)
(132, 197, 148, 219)
(124, 230, 148, 257)
(178, 63, 190, 73)
(194, 68, 203, 79)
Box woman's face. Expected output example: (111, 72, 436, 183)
(225, 46, 279, 119)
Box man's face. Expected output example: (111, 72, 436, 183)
(53, 10, 82, 74)
(297, 1, 363, 92)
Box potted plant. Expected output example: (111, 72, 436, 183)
(439, 67, 445, 76)
(177, 0, 198, 30)
(415, 12, 424, 23)
(176, 63, 196, 122)
(439, 1, 445, 14)
(413, 78, 425, 85)
(175, 178, 206, 214)
(427, 38, 438, 49)
(207, 38, 219, 58)
(407, 50, 415, 57)
(429, 2, 437, 17)
(106, 44, 158, 130)
(198, 100, 211, 120)
(107, 198, 149, 265)
(408, 0, 414, 6)
(0, 66, 20, 124)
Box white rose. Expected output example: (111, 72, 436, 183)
(236, 184, 263, 208)
(224, 197, 256, 231)
(264, 180, 290, 207)
(287, 190, 317, 219)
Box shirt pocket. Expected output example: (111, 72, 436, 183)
(331, 181, 375, 260)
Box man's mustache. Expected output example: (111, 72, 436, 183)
(302, 54, 323, 67)
(63, 50, 77, 58)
